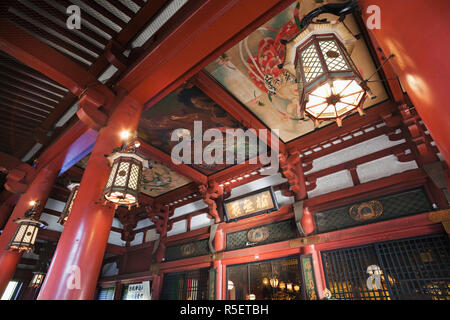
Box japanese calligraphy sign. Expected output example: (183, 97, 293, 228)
(224, 186, 278, 222)
(300, 254, 318, 300)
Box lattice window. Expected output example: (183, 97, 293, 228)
(301, 43, 324, 83)
(322, 234, 450, 300)
(128, 163, 140, 190)
(319, 40, 349, 71)
(161, 268, 210, 300)
(105, 162, 118, 189)
(115, 161, 130, 186)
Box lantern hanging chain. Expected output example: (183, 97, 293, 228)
(361, 54, 396, 84)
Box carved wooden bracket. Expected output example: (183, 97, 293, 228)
(116, 207, 140, 243)
(399, 104, 438, 164)
(145, 204, 174, 263)
(146, 204, 174, 239)
(0, 153, 37, 194)
(380, 111, 402, 128)
(199, 181, 224, 223)
(279, 151, 307, 200)
(105, 40, 128, 72)
(77, 85, 115, 131)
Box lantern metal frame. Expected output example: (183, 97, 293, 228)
(283, 21, 373, 127)
(29, 271, 46, 288)
(102, 132, 147, 209)
(58, 182, 80, 226)
(7, 201, 47, 253)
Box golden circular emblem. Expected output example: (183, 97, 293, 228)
(180, 243, 195, 256)
(247, 226, 270, 243)
(349, 201, 383, 221)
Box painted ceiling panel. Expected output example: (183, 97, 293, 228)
(138, 85, 266, 175)
(204, 0, 388, 142)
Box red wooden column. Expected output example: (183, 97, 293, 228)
(359, 0, 450, 165)
(213, 227, 225, 300)
(0, 194, 20, 230)
(0, 164, 61, 297)
(302, 245, 325, 299)
(37, 95, 143, 300)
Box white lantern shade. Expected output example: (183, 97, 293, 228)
(102, 152, 147, 208)
(284, 22, 370, 127)
(58, 183, 79, 225)
(8, 218, 47, 253)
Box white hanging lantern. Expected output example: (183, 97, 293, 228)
(58, 183, 80, 226)
(283, 21, 373, 127)
(102, 131, 147, 209)
(8, 201, 47, 253)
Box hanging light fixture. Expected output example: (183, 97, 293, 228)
(102, 131, 147, 210)
(279, 281, 286, 290)
(269, 277, 279, 288)
(283, 21, 374, 127)
(58, 182, 80, 226)
(29, 272, 45, 288)
(8, 201, 47, 253)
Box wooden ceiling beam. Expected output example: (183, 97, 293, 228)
(0, 86, 56, 111)
(6, 12, 97, 65)
(0, 78, 61, 105)
(0, 17, 100, 95)
(0, 102, 48, 120)
(54, 0, 117, 37)
(81, 0, 127, 29)
(28, 0, 109, 47)
(11, 1, 104, 56)
(103, 0, 135, 19)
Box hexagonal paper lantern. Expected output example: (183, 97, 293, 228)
(284, 22, 372, 127)
(58, 183, 79, 226)
(8, 217, 47, 253)
(102, 152, 147, 209)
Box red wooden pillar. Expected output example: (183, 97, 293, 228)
(213, 228, 225, 300)
(302, 245, 325, 299)
(37, 95, 143, 300)
(0, 194, 20, 230)
(359, 0, 450, 165)
(0, 164, 61, 297)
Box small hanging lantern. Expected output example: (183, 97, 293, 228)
(8, 201, 47, 253)
(58, 182, 80, 226)
(283, 21, 374, 127)
(102, 131, 147, 210)
(29, 272, 45, 288)
(269, 277, 279, 288)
